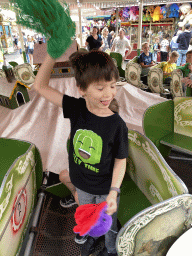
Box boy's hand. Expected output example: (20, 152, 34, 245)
(182, 77, 192, 87)
(106, 191, 117, 216)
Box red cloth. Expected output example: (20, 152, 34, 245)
(73, 201, 107, 236)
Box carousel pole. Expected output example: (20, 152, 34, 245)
(149, 21, 151, 45)
(115, 7, 119, 36)
(17, 24, 27, 63)
(78, 2, 83, 47)
(137, 0, 143, 56)
(14, 5, 27, 63)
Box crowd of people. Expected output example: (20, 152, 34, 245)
(80, 23, 192, 93)
(12, 32, 46, 66)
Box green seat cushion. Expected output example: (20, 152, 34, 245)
(118, 173, 151, 226)
(160, 133, 192, 155)
(0, 138, 31, 186)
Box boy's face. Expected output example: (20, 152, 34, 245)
(78, 78, 117, 113)
(169, 56, 178, 64)
(143, 44, 149, 55)
(186, 53, 192, 64)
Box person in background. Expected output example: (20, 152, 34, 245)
(111, 28, 132, 60)
(153, 37, 160, 63)
(170, 30, 182, 52)
(13, 35, 19, 50)
(26, 36, 34, 66)
(160, 34, 170, 62)
(177, 23, 192, 66)
(157, 51, 179, 85)
(85, 26, 103, 51)
(101, 27, 109, 52)
(138, 41, 155, 84)
(107, 30, 114, 49)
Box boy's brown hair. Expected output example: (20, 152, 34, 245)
(69, 50, 119, 91)
(142, 42, 149, 48)
(170, 51, 179, 58)
(187, 50, 192, 56)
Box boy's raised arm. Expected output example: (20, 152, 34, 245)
(33, 53, 64, 108)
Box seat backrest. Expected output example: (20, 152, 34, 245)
(110, 52, 123, 68)
(130, 56, 138, 63)
(125, 61, 142, 88)
(127, 130, 188, 205)
(143, 100, 174, 156)
(148, 67, 164, 93)
(13, 63, 36, 86)
(174, 97, 192, 137)
(117, 194, 192, 256)
(170, 69, 184, 98)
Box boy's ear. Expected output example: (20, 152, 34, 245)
(77, 86, 86, 97)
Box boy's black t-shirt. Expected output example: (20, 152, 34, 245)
(62, 95, 128, 195)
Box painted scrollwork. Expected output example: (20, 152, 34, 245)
(174, 99, 192, 127)
(148, 67, 164, 93)
(117, 196, 192, 256)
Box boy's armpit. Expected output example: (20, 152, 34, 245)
(34, 85, 63, 108)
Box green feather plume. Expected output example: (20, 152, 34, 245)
(10, 0, 76, 59)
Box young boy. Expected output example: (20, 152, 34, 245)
(138, 42, 155, 84)
(157, 51, 179, 84)
(33, 50, 128, 256)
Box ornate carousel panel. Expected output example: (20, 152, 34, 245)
(0, 139, 41, 255)
(13, 63, 36, 86)
(127, 130, 187, 205)
(174, 97, 192, 137)
(170, 69, 184, 98)
(125, 62, 142, 88)
(117, 194, 192, 256)
(148, 68, 164, 94)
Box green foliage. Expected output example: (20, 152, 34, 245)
(9, 61, 18, 67)
(10, 0, 76, 59)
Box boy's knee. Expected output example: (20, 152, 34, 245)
(59, 169, 70, 182)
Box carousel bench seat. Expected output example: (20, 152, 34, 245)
(117, 130, 188, 227)
(116, 130, 190, 255)
(0, 138, 43, 256)
(125, 57, 164, 94)
(143, 97, 192, 158)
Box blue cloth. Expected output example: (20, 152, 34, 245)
(170, 36, 179, 51)
(177, 49, 188, 66)
(138, 52, 154, 65)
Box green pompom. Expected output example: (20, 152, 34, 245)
(10, 0, 76, 59)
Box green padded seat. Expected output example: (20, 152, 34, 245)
(118, 130, 188, 227)
(118, 172, 151, 226)
(110, 52, 125, 78)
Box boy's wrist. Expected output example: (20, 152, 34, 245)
(109, 187, 120, 196)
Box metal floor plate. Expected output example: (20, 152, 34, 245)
(32, 193, 104, 256)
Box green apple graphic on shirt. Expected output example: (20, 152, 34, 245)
(73, 129, 102, 165)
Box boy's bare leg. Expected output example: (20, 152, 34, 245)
(59, 169, 79, 205)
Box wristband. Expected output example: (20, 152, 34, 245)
(110, 187, 120, 196)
